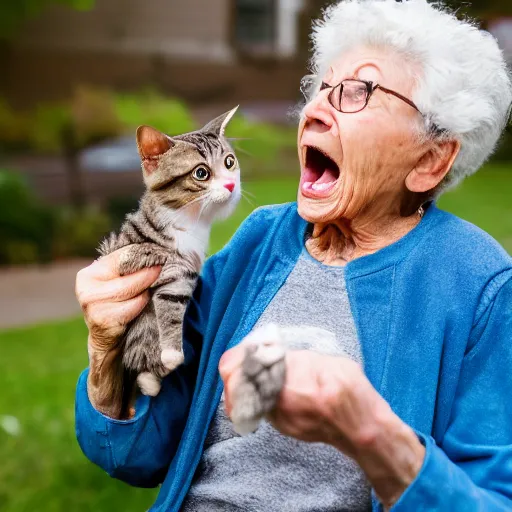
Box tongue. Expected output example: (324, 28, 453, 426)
(314, 166, 338, 185)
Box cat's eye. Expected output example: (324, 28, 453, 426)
(192, 166, 211, 181)
(224, 154, 236, 170)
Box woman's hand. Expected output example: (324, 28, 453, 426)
(219, 344, 425, 509)
(75, 247, 161, 417)
(76, 247, 160, 351)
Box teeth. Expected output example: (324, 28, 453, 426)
(302, 181, 313, 190)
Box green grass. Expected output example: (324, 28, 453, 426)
(0, 164, 510, 511)
(437, 164, 512, 253)
(0, 319, 158, 511)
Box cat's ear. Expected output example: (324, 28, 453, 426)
(201, 106, 239, 137)
(136, 125, 174, 175)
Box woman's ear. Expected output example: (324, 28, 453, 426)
(406, 139, 461, 193)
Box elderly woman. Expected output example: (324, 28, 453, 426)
(75, 0, 512, 510)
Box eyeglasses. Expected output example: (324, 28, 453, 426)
(304, 77, 422, 114)
(300, 76, 446, 135)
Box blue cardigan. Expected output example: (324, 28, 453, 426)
(76, 202, 512, 511)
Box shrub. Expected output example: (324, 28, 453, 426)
(29, 102, 72, 154)
(0, 170, 55, 265)
(107, 196, 140, 230)
(0, 170, 113, 265)
(225, 116, 296, 164)
(52, 206, 111, 260)
(29, 87, 123, 154)
(0, 99, 32, 152)
(493, 132, 512, 162)
(114, 89, 195, 135)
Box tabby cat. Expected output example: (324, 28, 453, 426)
(98, 107, 240, 418)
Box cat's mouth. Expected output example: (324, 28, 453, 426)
(300, 146, 340, 199)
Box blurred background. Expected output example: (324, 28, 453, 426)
(0, 1, 510, 510)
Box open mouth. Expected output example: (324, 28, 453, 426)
(300, 146, 340, 197)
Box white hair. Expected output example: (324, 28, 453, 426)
(308, 0, 512, 192)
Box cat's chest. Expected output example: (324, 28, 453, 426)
(166, 219, 210, 262)
(173, 229, 207, 258)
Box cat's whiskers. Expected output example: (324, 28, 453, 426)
(240, 190, 256, 209)
(195, 194, 212, 227)
(242, 189, 257, 200)
(159, 195, 206, 229)
(231, 145, 254, 158)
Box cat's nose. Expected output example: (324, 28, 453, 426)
(224, 181, 235, 193)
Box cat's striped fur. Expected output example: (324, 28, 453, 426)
(97, 107, 240, 418)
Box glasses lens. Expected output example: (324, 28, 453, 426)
(339, 80, 369, 113)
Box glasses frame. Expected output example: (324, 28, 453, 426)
(322, 78, 421, 115)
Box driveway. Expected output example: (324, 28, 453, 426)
(0, 259, 91, 329)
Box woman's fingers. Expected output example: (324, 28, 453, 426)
(89, 267, 161, 304)
(77, 259, 161, 307)
(86, 291, 151, 334)
(219, 344, 246, 381)
(76, 245, 162, 349)
(88, 247, 134, 280)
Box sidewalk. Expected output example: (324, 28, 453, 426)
(0, 259, 91, 330)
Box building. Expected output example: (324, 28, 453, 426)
(1, 0, 315, 108)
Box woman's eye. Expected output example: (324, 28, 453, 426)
(320, 81, 331, 91)
(224, 154, 236, 170)
(192, 166, 211, 181)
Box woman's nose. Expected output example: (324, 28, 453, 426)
(302, 91, 335, 131)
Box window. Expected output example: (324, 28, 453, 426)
(235, 0, 276, 54)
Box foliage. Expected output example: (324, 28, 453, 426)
(52, 206, 111, 260)
(224, 116, 298, 178)
(443, 0, 512, 19)
(0, 0, 95, 39)
(114, 89, 195, 136)
(492, 132, 512, 162)
(0, 89, 298, 172)
(27, 87, 123, 154)
(0, 88, 195, 155)
(29, 102, 72, 154)
(1, 0, 94, 34)
(0, 170, 112, 265)
(0, 170, 55, 265)
(70, 87, 123, 147)
(0, 100, 32, 151)
(106, 196, 140, 231)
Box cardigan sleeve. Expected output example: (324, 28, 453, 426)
(390, 274, 512, 511)
(75, 251, 223, 488)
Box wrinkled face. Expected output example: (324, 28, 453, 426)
(297, 46, 426, 223)
(137, 110, 241, 221)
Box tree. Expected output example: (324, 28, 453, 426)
(0, 0, 95, 39)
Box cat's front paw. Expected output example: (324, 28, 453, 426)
(137, 372, 162, 396)
(161, 348, 185, 372)
(230, 324, 286, 435)
(118, 243, 168, 276)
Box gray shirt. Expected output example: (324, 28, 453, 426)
(182, 252, 372, 511)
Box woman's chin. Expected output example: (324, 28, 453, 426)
(297, 195, 340, 224)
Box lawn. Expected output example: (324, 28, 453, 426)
(0, 164, 511, 511)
